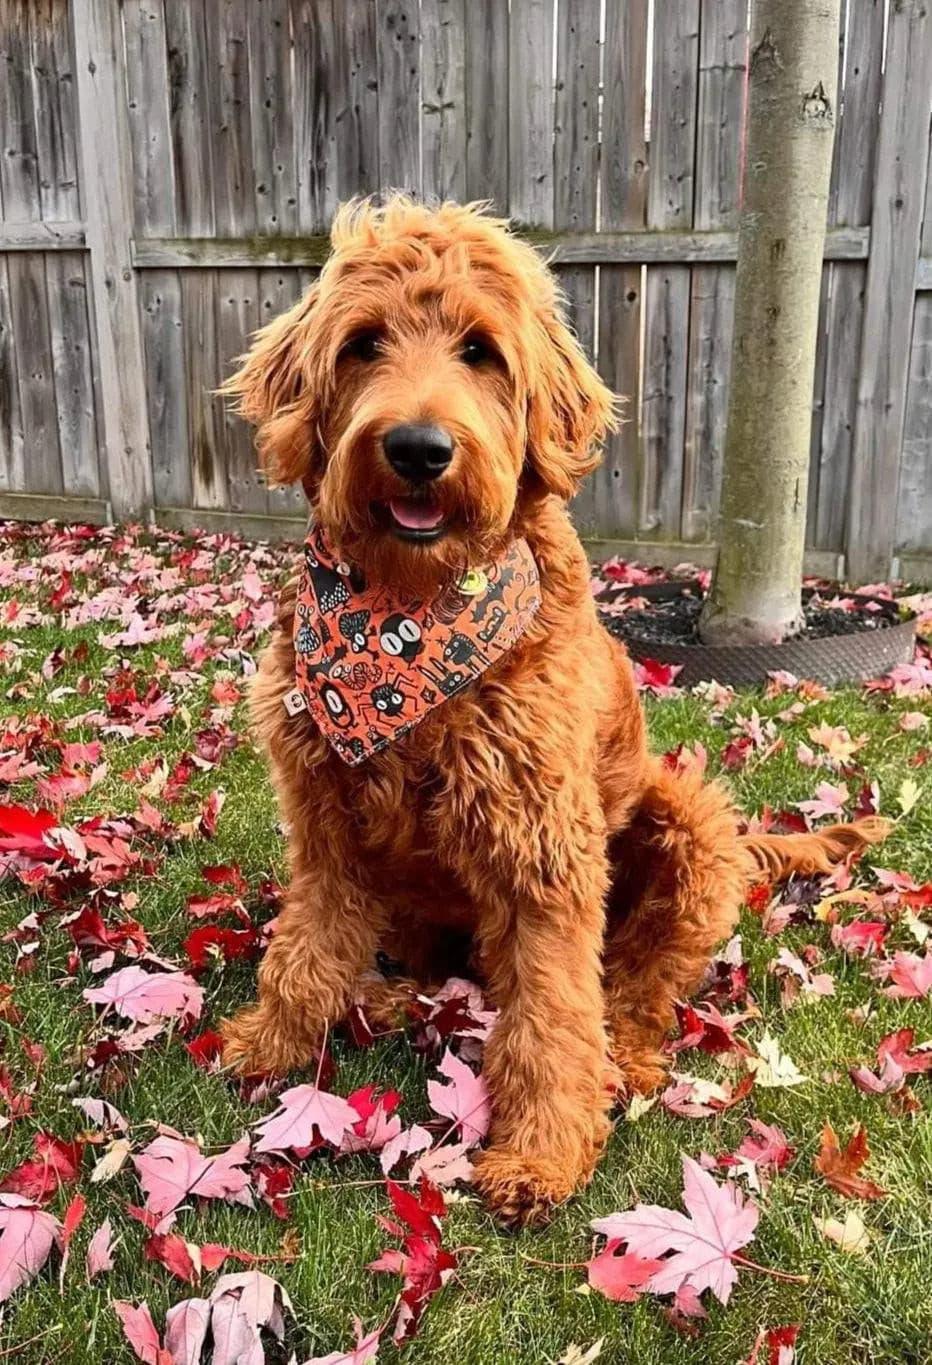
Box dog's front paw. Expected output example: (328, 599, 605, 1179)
(220, 1002, 319, 1076)
(472, 1148, 583, 1228)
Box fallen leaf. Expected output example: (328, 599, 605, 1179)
(814, 1209, 871, 1255)
(90, 1137, 133, 1184)
(72, 1096, 129, 1133)
(744, 1324, 800, 1365)
(254, 1084, 359, 1154)
(814, 1123, 885, 1200)
(380, 1124, 433, 1177)
(133, 1133, 253, 1217)
(557, 1342, 604, 1365)
(208, 1270, 293, 1365)
(0, 1132, 83, 1204)
(86, 1217, 115, 1279)
(591, 1155, 760, 1305)
(748, 1032, 808, 1088)
(426, 1049, 491, 1145)
(83, 965, 203, 1025)
(303, 1316, 382, 1364)
(797, 782, 849, 822)
(0, 1193, 61, 1302)
(113, 1301, 171, 1365)
(163, 1297, 211, 1365)
(875, 951, 932, 1000)
(585, 1240, 663, 1302)
(897, 777, 921, 816)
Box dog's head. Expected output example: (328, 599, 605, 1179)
(224, 197, 616, 592)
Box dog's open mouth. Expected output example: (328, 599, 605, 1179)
(383, 496, 447, 542)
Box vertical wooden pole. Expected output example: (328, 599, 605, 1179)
(845, 0, 932, 585)
(71, 0, 152, 519)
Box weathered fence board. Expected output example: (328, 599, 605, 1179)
(45, 251, 99, 497)
(421, 0, 466, 204)
(642, 1, 700, 541)
(294, 0, 338, 232)
(464, 0, 508, 211)
(377, 0, 421, 195)
(0, 0, 929, 581)
(555, 0, 599, 532)
(846, 0, 932, 582)
(508, 0, 554, 227)
(6, 253, 60, 493)
(123, 0, 177, 236)
(898, 139, 932, 560)
(209, 0, 255, 238)
(72, 0, 149, 516)
(810, 0, 885, 554)
(593, 0, 649, 543)
(682, 0, 747, 544)
(141, 269, 190, 510)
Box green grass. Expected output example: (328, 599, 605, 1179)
(0, 529, 930, 1364)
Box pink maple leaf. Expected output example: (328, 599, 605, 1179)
(253, 1084, 359, 1154)
(380, 1124, 433, 1177)
(874, 951, 932, 1000)
(830, 921, 888, 957)
(163, 1297, 211, 1365)
(86, 1217, 115, 1280)
(410, 1142, 475, 1188)
(208, 1271, 292, 1365)
(796, 782, 849, 822)
(591, 1155, 759, 1305)
(83, 965, 203, 1025)
(734, 1120, 794, 1173)
(112, 1301, 172, 1365)
(0, 1193, 61, 1303)
(133, 1134, 253, 1217)
(426, 1049, 491, 1145)
(586, 1240, 664, 1301)
(304, 1317, 382, 1364)
(849, 1028, 932, 1097)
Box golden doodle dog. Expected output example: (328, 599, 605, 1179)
(221, 197, 885, 1225)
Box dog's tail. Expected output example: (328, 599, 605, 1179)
(738, 816, 891, 883)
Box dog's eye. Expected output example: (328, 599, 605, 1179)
(343, 331, 383, 363)
(461, 336, 494, 367)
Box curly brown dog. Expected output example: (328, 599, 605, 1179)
(220, 197, 886, 1225)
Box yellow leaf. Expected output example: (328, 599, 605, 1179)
(814, 1210, 871, 1256)
(898, 778, 921, 817)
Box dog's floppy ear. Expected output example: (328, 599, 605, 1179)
(524, 302, 617, 500)
(220, 283, 321, 486)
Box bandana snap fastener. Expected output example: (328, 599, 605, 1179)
(456, 568, 488, 596)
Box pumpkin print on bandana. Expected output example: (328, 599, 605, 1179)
(292, 524, 541, 766)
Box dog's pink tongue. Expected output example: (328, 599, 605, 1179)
(389, 497, 445, 530)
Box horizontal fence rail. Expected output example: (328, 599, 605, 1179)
(0, 0, 930, 582)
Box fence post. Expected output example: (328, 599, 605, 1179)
(845, 0, 932, 585)
(71, 0, 152, 520)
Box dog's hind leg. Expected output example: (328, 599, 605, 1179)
(602, 761, 746, 1094)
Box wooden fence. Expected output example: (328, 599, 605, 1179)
(1, 0, 931, 581)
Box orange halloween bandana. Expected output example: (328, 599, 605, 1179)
(286, 524, 541, 765)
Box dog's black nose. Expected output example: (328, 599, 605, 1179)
(383, 424, 454, 482)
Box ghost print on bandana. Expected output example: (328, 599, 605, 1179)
(292, 524, 541, 765)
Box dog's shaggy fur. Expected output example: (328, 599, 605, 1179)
(220, 198, 886, 1224)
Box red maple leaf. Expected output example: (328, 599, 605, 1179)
(586, 1240, 664, 1301)
(0, 1132, 83, 1205)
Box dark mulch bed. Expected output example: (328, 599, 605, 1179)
(603, 590, 898, 650)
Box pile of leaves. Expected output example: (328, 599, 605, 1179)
(0, 521, 930, 1364)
